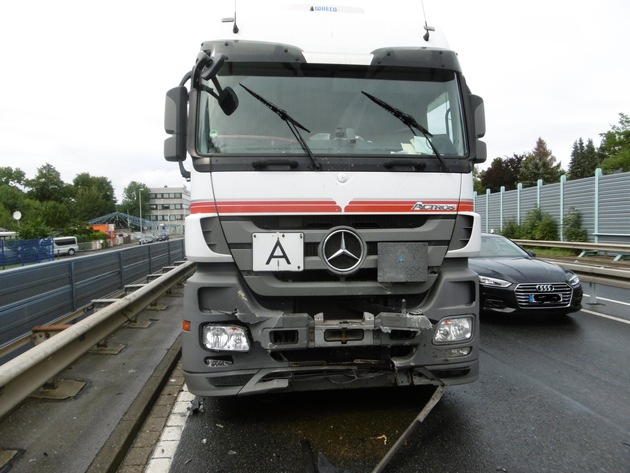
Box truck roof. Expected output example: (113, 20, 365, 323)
(210, 0, 451, 65)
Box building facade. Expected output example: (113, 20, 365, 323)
(148, 186, 190, 235)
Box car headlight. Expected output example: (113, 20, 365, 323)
(202, 325, 250, 352)
(567, 273, 580, 287)
(434, 317, 473, 344)
(478, 275, 512, 288)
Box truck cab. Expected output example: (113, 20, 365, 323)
(165, 1, 486, 396)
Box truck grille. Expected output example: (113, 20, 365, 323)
(514, 283, 573, 308)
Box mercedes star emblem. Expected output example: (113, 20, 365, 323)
(320, 227, 366, 275)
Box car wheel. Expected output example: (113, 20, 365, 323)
(68, 248, 75, 256)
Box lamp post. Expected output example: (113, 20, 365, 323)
(139, 191, 142, 232)
(132, 190, 143, 233)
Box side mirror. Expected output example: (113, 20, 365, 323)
(164, 86, 188, 162)
(470, 94, 486, 164)
(475, 140, 487, 164)
(470, 95, 485, 138)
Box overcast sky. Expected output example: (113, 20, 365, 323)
(1, 0, 628, 202)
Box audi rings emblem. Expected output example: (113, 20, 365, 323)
(320, 227, 366, 275)
(536, 284, 554, 292)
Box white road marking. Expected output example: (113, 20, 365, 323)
(145, 384, 194, 473)
(581, 308, 630, 325)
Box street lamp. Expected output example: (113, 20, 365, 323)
(132, 190, 143, 233)
(139, 191, 142, 232)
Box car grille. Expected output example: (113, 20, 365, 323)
(514, 283, 573, 308)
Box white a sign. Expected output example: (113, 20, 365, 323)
(252, 232, 304, 272)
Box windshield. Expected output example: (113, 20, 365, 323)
(196, 63, 467, 158)
(477, 236, 531, 258)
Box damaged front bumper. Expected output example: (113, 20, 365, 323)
(183, 310, 478, 396)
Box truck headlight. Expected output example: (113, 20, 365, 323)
(433, 317, 473, 344)
(202, 325, 250, 352)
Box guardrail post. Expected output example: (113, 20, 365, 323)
(30, 326, 86, 399)
(586, 281, 600, 306)
(90, 300, 134, 349)
(594, 168, 602, 244)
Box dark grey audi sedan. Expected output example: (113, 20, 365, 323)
(469, 233, 583, 316)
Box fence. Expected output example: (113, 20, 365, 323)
(474, 169, 630, 244)
(0, 238, 54, 269)
(0, 239, 185, 357)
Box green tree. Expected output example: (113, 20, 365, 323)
(25, 163, 70, 202)
(600, 113, 630, 173)
(473, 167, 484, 194)
(519, 138, 564, 188)
(121, 181, 150, 222)
(38, 201, 72, 230)
(0, 184, 26, 214)
(72, 173, 116, 220)
(0, 205, 12, 230)
(0, 166, 26, 187)
(479, 153, 524, 192)
(17, 219, 53, 240)
(567, 138, 603, 180)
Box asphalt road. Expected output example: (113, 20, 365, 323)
(0, 289, 183, 473)
(169, 310, 630, 473)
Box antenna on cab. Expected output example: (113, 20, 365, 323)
(421, 0, 435, 42)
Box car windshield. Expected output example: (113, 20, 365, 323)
(196, 62, 467, 158)
(477, 235, 530, 258)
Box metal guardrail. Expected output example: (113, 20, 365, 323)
(513, 240, 630, 291)
(0, 239, 185, 358)
(0, 260, 195, 420)
(514, 239, 630, 260)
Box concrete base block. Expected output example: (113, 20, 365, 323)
(31, 379, 86, 400)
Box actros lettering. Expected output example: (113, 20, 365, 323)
(411, 202, 457, 211)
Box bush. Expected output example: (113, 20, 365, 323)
(563, 207, 588, 242)
(89, 231, 108, 241)
(521, 207, 558, 241)
(500, 219, 522, 239)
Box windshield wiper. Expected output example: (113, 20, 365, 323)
(239, 84, 321, 170)
(361, 91, 448, 171)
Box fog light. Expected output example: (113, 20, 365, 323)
(446, 347, 472, 357)
(434, 317, 472, 344)
(203, 325, 250, 352)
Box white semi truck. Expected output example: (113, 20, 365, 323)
(164, 1, 486, 397)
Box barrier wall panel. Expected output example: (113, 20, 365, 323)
(0, 240, 185, 352)
(475, 171, 630, 243)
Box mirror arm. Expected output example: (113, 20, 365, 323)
(178, 159, 191, 180)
